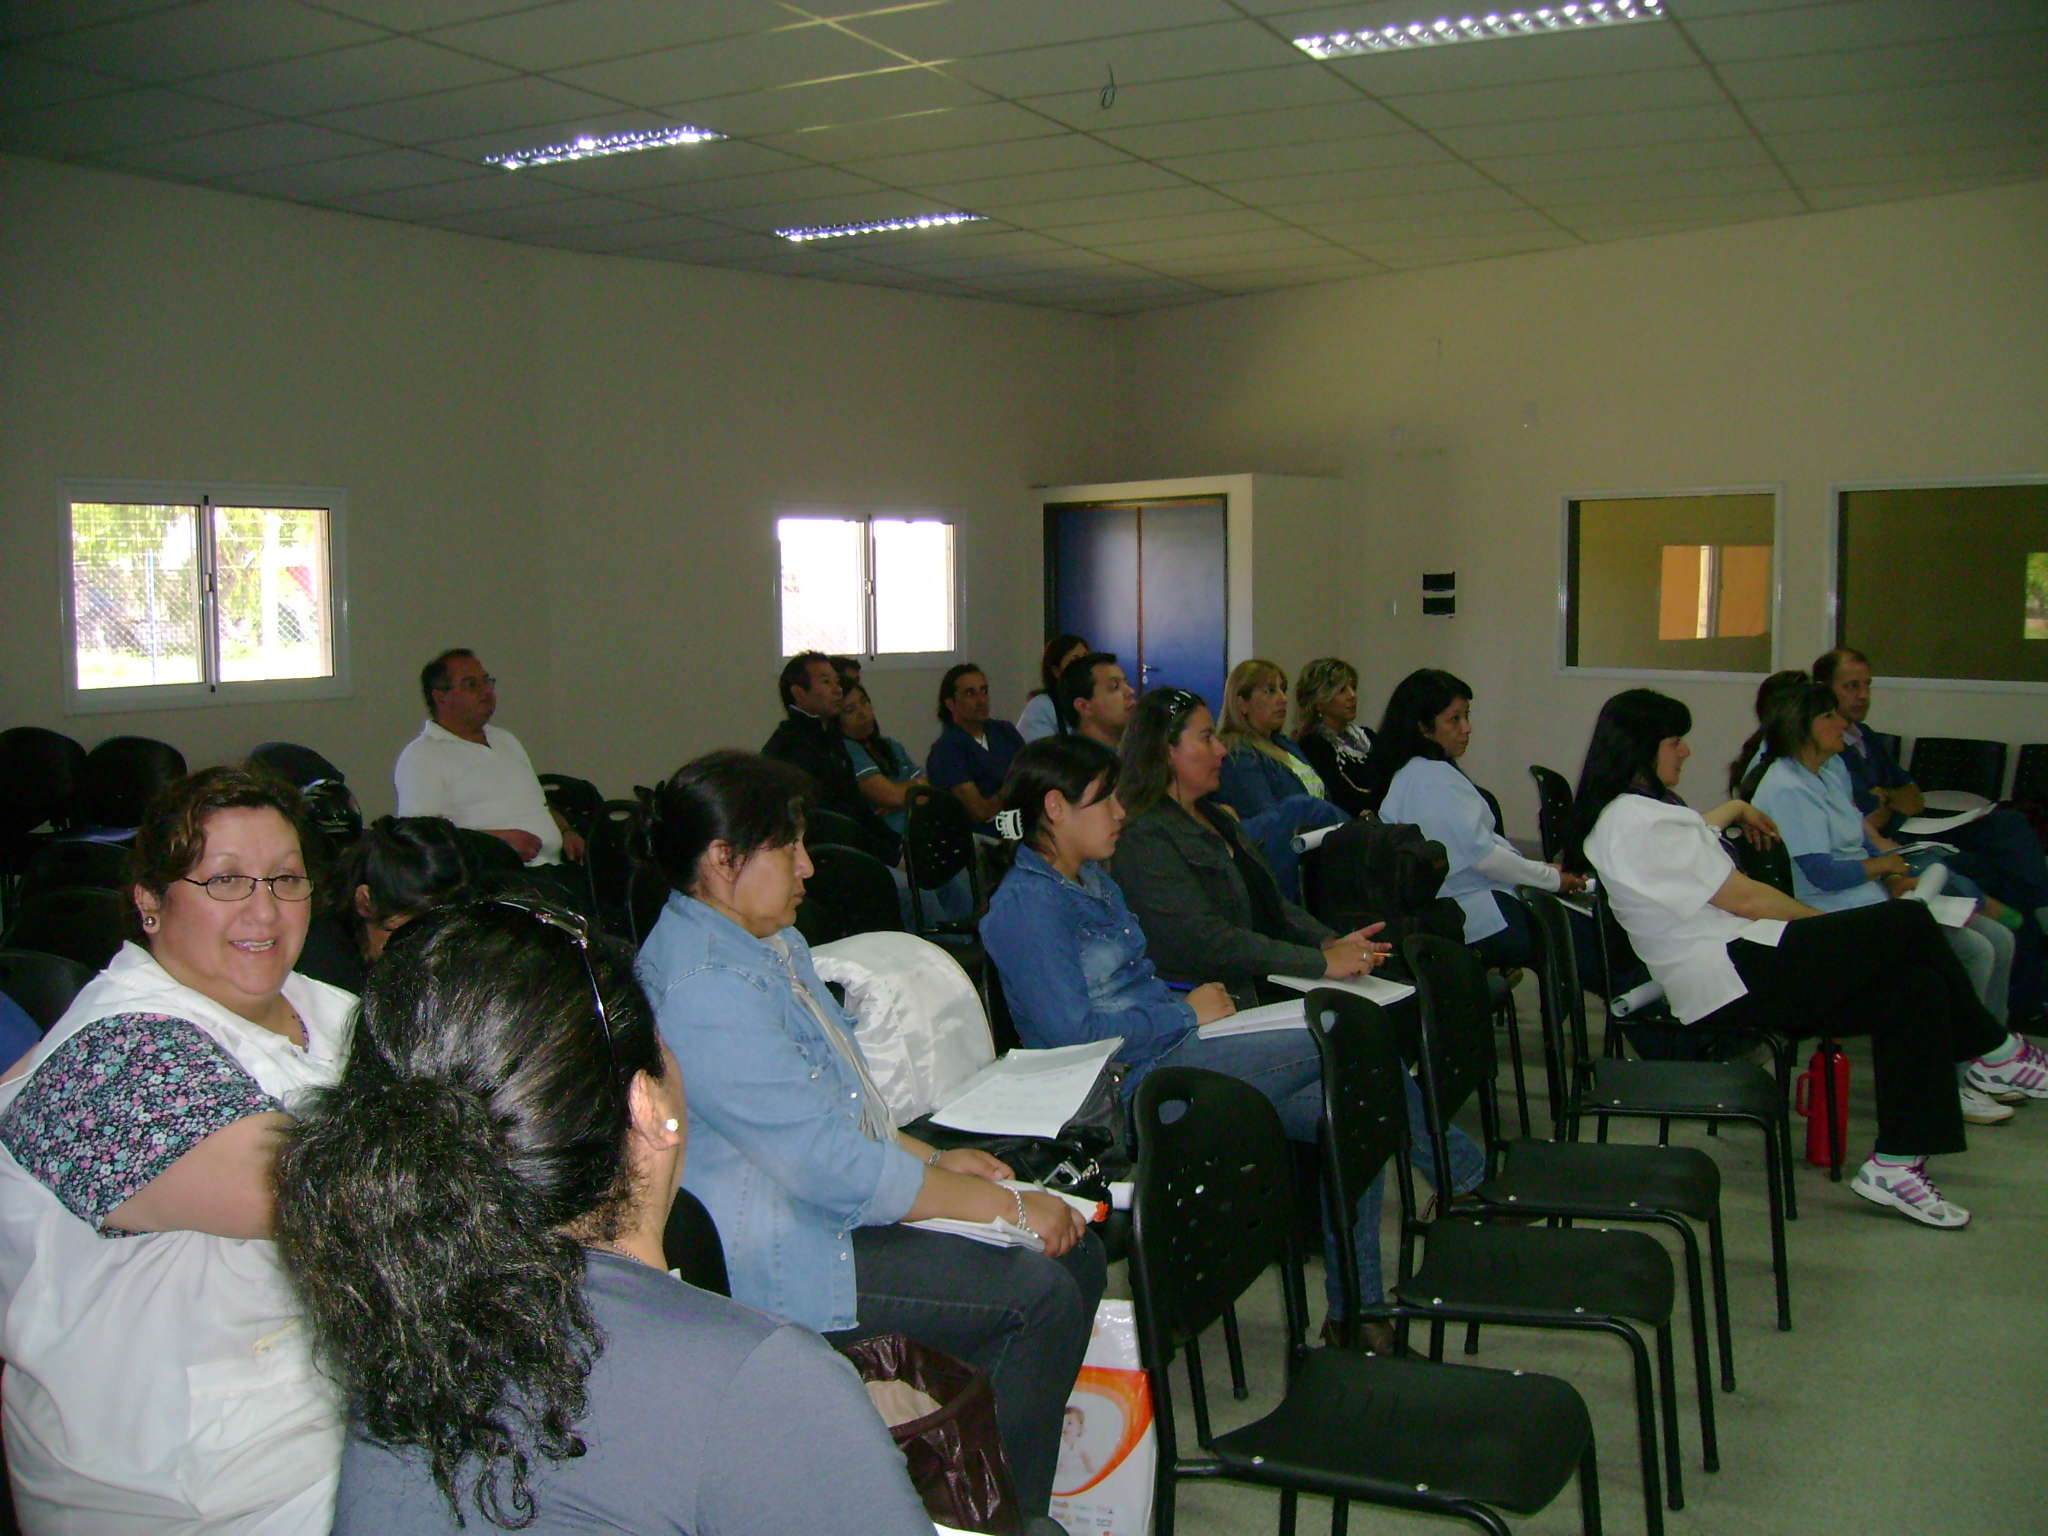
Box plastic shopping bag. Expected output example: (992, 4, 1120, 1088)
(1048, 1300, 1156, 1536)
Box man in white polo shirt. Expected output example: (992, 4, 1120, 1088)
(394, 649, 585, 867)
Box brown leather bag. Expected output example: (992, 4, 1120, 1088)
(839, 1334, 1021, 1535)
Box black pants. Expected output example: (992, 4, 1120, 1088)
(828, 1224, 1107, 1516)
(1709, 901, 2006, 1157)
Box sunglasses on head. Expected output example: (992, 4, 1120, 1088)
(488, 897, 621, 1095)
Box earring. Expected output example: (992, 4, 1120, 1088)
(663, 1118, 680, 1133)
(141, 915, 157, 930)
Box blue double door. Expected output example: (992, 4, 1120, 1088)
(1045, 496, 1228, 715)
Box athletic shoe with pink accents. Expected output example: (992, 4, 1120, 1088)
(1965, 1036, 2048, 1102)
(1851, 1159, 1970, 1229)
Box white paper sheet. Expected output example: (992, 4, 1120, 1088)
(1292, 822, 1341, 853)
(928, 1038, 1121, 1140)
(1898, 806, 1992, 836)
(906, 1183, 1103, 1250)
(1197, 998, 1307, 1039)
(1264, 972, 1418, 1006)
(1915, 895, 1977, 929)
(1919, 790, 1990, 813)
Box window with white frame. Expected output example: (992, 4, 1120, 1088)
(777, 514, 957, 662)
(63, 480, 349, 712)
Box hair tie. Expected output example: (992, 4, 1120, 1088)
(994, 809, 1024, 841)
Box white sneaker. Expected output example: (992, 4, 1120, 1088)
(1852, 1159, 1971, 1229)
(1960, 1085, 2015, 1125)
(1965, 1037, 2048, 1101)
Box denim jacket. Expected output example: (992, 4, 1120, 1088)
(637, 893, 925, 1333)
(981, 847, 1197, 1085)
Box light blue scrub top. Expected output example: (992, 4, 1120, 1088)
(1381, 757, 1516, 942)
(1750, 755, 1885, 913)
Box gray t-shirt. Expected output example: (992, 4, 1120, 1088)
(331, 1251, 933, 1535)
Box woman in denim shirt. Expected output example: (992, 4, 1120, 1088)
(635, 751, 1103, 1516)
(981, 733, 1476, 1350)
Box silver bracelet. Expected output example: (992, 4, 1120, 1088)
(926, 1148, 943, 1167)
(1010, 1186, 1033, 1234)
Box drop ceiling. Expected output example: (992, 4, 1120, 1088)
(3, 0, 2043, 315)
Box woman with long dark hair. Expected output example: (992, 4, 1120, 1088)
(334, 814, 473, 961)
(1373, 668, 1585, 968)
(635, 750, 1103, 1515)
(275, 899, 929, 1534)
(1018, 633, 1089, 742)
(1570, 689, 2044, 1229)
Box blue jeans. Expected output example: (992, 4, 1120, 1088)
(1145, 1027, 1486, 1313)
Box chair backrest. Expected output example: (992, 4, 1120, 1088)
(0, 948, 97, 1032)
(1867, 730, 1903, 766)
(1302, 988, 1415, 1319)
(1476, 782, 1506, 837)
(1721, 826, 1795, 895)
(903, 785, 976, 890)
(1401, 934, 1502, 1172)
(1528, 765, 1574, 863)
(452, 827, 527, 881)
(1907, 736, 2007, 800)
(537, 774, 605, 840)
(1520, 887, 1594, 1125)
(1131, 1068, 1306, 1368)
(0, 727, 88, 840)
(2014, 744, 2048, 803)
(662, 1186, 731, 1297)
(799, 842, 904, 945)
(583, 799, 642, 932)
(16, 839, 131, 901)
(80, 736, 187, 830)
(1297, 818, 1462, 975)
(0, 888, 129, 972)
(246, 741, 346, 789)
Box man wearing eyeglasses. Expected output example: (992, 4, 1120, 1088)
(394, 649, 586, 867)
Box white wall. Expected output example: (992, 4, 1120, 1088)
(0, 156, 1116, 815)
(1108, 180, 2048, 823)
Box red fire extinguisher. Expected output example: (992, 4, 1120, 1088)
(1794, 1046, 1850, 1169)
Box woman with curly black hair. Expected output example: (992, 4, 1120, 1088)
(273, 899, 930, 1534)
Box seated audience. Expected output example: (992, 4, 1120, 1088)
(762, 651, 902, 864)
(926, 662, 1026, 826)
(1053, 650, 1136, 749)
(839, 681, 926, 837)
(1292, 655, 1380, 816)
(337, 814, 474, 961)
(1213, 658, 1350, 900)
(1571, 690, 2045, 1229)
(0, 767, 352, 1532)
(395, 648, 585, 869)
(1374, 669, 1584, 969)
(275, 900, 931, 1535)
(1744, 682, 2018, 1061)
(1017, 633, 1089, 743)
(636, 751, 1104, 1514)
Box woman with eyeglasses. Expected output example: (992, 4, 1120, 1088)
(0, 767, 356, 1533)
(274, 900, 931, 1534)
(636, 750, 1105, 1517)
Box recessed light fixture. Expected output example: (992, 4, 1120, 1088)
(485, 124, 725, 170)
(776, 212, 987, 243)
(1295, 0, 1664, 58)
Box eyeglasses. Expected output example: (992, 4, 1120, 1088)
(437, 674, 496, 693)
(489, 897, 620, 1095)
(178, 874, 314, 902)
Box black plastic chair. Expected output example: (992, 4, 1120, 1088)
(1392, 942, 1704, 1530)
(583, 800, 642, 940)
(537, 774, 606, 841)
(1584, 887, 1794, 1332)
(1518, 890, 1738, 1394)
(0, 948, 96, 1032)
(1529, 765, 1575, 864)
(662, 1186, 731, 1297)
(2012, 744, 2048, 803)
(1906, 736, 2007, 800)
(0, 888, 129, 972)
(1131, 1063, 1603, 1536)
(80, 736, 186, 830)
(902, 785, 987, 935)
(794, 842, 904, 946)
(246, 741, 345, 788)
(246, 742, 362, 852)
(0, 726, 87, 860)
(15, 840, 131, 902)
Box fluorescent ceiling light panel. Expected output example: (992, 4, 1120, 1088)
(777, 211, 986, 243)
(485, 125, 725, 170)
(1295, 0, 1664, 58)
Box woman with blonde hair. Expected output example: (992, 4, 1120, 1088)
(1292, 656, 1379, 816)
(1214, 660, 1347, 896)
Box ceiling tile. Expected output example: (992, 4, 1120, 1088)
(1802, 172, 2034, 209)
(1036, 206, 1289, 245)
(310, 75, 637, 141)
(1145, 245, 1364, 278)
(181, 37, 513, 116)
(312, 2, 560, 31)
(1003, 182, 1243, 228)
(1743, 77, 2048, 136)
(1781, 143, 2048, 188)
(1206, 264, 1377, 294)
(0, 0, 191, 46)
(1556, 188, 1808, 228)
(555, 24, 902, 107)
(833, 0, 1239, 60)
(918, 160, 1183, 211)
(0, 87, 261, 154)
(622, 230, 792, 262)
(1215, 158, 1492, 208)
(511, 137, 805, 192)
(1091, 97, 1408, 158)
(1387, 66, 1730, 129)
(0, 49, 132, 109)
(1084, 224, 1342, 261)
(755, 100, 1063, 160)
(1312, 18, 1702, 94)
(1158, 127, 1452, 182)
(424, 190, 666, 235)
(939, 23, 1301, 99)
(629, 163, 892, 212)
(329, 168, 589, 218)
(1284, 183, 1539, 229)
(675, 67, 990, 138)
(1715, 28, 2048, 100)
(1529, 163, 1795, 206)
(92, 120, 393, 178)
(1024, 61, 1357, 129)
(1431, 102, 1754, 159)
(1766, 109, 2048, 163)
(1351, 229, 1582, 264)
(1472, 135, 1777, 182)
(516, 209, 735, 250)
(31, 0, 388, 79)
(1295, 205, 1565, 241)
(1681, 0, 2048, 64)
(219, 146, 487, 200)
(421, 0, 791, 70)
(839, 132, 1128, 186)
(709, 187, 972, 234)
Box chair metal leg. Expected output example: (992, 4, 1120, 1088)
(1427, 1319, 1446, 1360)
(1603, 1320, 1665, 1536)
(1330, 1498, 1348, 1536)
(1655, 1322, 1683, 1510)
(1498, 990, 1532, 1139)
(1222, 1302, 1250, 1401)
(1707, 1210, 1736, 1390)
(1758, 1117, 1792, 1331)
(1579, 1436, 1604, 1536)
(1463, 1320, 1481, 1355)
(1661, 1214, 1720, 1469)
(1278, 1486, 1298, 1536)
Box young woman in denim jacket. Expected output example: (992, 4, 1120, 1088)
(981, 732, 1479, 1350)
(635, 750, 1103, 1515)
